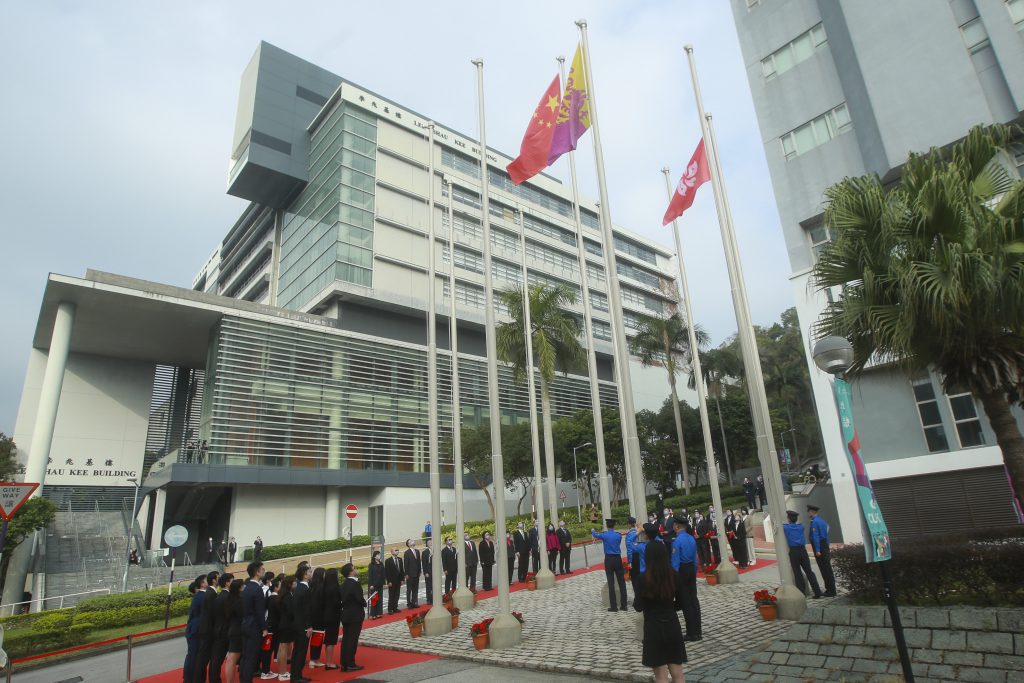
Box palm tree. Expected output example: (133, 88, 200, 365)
(689, 345, 742, 484)
(812, 123, 1024, 507)
(629, 312, 709, 495)
(497, 283, 584, 527)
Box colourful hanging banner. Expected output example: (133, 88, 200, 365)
(833, 378, 892, 563)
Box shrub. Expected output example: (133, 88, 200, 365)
(30, 611, 74, 632)
(5, 623, 94, 660)
(832, 527, 1024, 607)
(70, 598, 191, 630)
(243, 535, 372, 561)
(76, 586, 190, 612)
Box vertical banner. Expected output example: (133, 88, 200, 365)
(833, 377, 892, 563)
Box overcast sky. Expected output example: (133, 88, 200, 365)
(0, 1, 799, 435)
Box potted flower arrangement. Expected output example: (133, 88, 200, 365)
(704, 564, 719, 585)
(442, 591, 454, 605)
(525, 572, 537, 590)
(406, 609, 428, 637)
(447, 604, 461, 629)
(754, 588, 778, 620)
(470, 617, 494, 650)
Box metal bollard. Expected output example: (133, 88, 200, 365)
(583, 542, 589, 567)
(126, 635, 133, 682)
(6, 663, 12, 683)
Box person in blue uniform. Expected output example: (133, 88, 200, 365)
(591, 518, 628, 612)
(625, 518, 641, 605)
(671, 517, 702, 641)
(808, 505, 837, 597)
(784, 510, 823, 598)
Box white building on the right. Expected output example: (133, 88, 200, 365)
(731, 0, 1024, 540)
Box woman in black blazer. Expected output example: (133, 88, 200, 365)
(307, 567, 326, 668)
(274, 576, 296, 680)
(339, 563, 367, 673)
(367, 551, 385, 620)
(321, 568, 342, 669)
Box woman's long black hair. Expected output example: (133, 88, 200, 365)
(642, 538, 676, 602)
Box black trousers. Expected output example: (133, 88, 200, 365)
(465, 563, 477, 590)
(238, 623, 261, 681)
(192, 635, 212, 683)
(517, 551, 529, 580)
(444, 571, 457, 594)
(710, 539, 722, 564)
(406, 575, 420, 607)
(815, 545, 837, 595)
(789, 546, 823, 597)
(290, 630, 308, 679)
(558, 546, 571, 574)
(530, 549, 541, 573)
(423, 576, 433, 604)
(678, 563, 702, 638)
(209, 637, 227, 683)
(508, 554, 515, 584)
(547, 550, 558, 572)
(387, 582, 401, 613)
(340, 619, 363, 667)
(482, 563, 493, 590)
(604, 555, 627, 610)
(696, 539, 709, 567)
(259, 634, 276, 674)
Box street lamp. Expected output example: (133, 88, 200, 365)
(572, 442, 592, 523)
(812, 336, 914, 682)
(122, 477, 142, 593)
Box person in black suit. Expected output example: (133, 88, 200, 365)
(384, 548, 404, 614)
(290, 564, 313, 683)
(506, 531, 516, 585)
(227, 538, 237, 564)
(339, 563, 366, 673)
(253, 537, 263, 562)
(513, 523, 530, 581)
(209, 573, 232, 683)
(463, 534, 478, 590)
(441, 537, 458, 594)
(528, 521, 541, 573)
(403, 539, 422, 608)
(207, 538, 215, 563)
(184, 576, 206, 683)
(192, 570, 219, 683)
(274, 576, 296, 680)
(238, 562, 267, 681)
(557, 521, 573, 574)
(478, 532, 495, 591)
(367, 551, 385, 618)
(421, 540, 433, 604)
(321, 568, 342, 670)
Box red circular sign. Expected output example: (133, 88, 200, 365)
(345, 504, 358, 519)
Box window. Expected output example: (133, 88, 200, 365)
(910, 373, 950, 453)
(808, 224, 838, 260)
(762, 23, 827, 79)
(592, 320, 612, 341)
(442, 280, 486, 308)
(617, 262, 661, 289)
(590, 291, 609, 312)
(621, 286, 663, 314)
(452, 213, 482, 240)
(747, 0, 760, 7)
(946, 388, 986, 448)
(525, 240, 579, 274)
(780, 104, 852, 160)
(454, 246, 483, 274)
(491, 228, 520, 254)
(584, 239, 603, 257)
(441, 148, 481, 178)
(524, 214, 576, 246)
(453, 186, 481, 210)
(492, 259, 523, 283)
(614, 236, 658, 265)
(1008, 0, 1024, 30)
(587, 263, 606, 285)
(960, 17, 991, 54)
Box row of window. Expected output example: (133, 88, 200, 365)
(617, 261, 661, 290)
(762, 23, 826, 80)
(781, 103, 852, 161)
(911, 373, 985, 452)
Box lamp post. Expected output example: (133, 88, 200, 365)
(122, 477, 141, 593)
(572, 442, 592, 523)
(812, 336, 914, 682)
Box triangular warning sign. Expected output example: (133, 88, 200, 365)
(0, 483, 39, 522)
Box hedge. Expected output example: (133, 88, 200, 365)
(833, 526, 1024, 607)
(243, 535, 372, 561)
(75, 586, 191, 612)
(5, 624, 95, 660)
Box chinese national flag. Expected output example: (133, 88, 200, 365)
(507, 75, 561, 185)
(662, 139, 711, 225)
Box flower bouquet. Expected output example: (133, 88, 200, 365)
(754, 588, 778, 620)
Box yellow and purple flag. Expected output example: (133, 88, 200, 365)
(547, 44, 591, 165)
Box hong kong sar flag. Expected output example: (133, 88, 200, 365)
(663, 139, 711, 225)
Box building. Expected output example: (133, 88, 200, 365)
(11, 41, 681, 577)
(731, 0, 1024, 540)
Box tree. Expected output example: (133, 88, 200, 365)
(812, 123, 1024, 503)
(497, 283, 584, 526)
(688, 346, 743, 482)
(550, 407, 627, 508)
(629, 313, 708, 494)
(0, 433, 18, 481)
(0, 435, 57, 598)
(452, 421, 539, 518)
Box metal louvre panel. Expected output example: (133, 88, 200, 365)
(872, 466, 1019, 538)
(202, 316, 617, 471)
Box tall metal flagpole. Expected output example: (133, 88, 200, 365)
(577, 20, 648, 518)
(683, 46, 804, 619)
(447, 176, 476, 612)
(472, 58, 522, 647)
(423, 122, 453, 636)
(661, 167, 738, 584)
(559, 55, 612, 521)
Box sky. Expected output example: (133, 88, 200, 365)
(0, 1, 797, 435)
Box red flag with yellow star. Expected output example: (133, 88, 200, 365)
(507, 74, 561, 185)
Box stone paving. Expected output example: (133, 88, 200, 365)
(361, 563, 818, 682)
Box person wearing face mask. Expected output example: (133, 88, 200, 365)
(528, 520, 541, 574)
(478, 532, 495, 590)
(463, 533, 478, 590)
(556, 521, 573, 575)
(545, 524, 559, 572)
(506, 531, 516, 585)
(441, 537, 458, 595)
(513, 523, 530, 582)
(384, 548, 404, 615)
(403, 539, 421, 609)
(421, 538, 434, 604)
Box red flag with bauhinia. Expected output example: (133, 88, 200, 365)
(663, 139, 711, 225)
(507, 74, 561, 185)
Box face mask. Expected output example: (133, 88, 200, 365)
(484, 534, 490, 539)
(464, 535, 469, 541)
(517, 524, 523, 529)
(559, 522, 565, 528)
(446, 541, 453, 546)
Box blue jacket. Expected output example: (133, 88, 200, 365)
(783, 523, 806, 548)
(809, 516, 829, 552)
(241, 579, 267, 631)
(186, 591, 204, 637)
(671, 532, 698, 572)
(634, 540, 647, 573)
(591, 529, 622, 555)
(625, 529, 639, 560)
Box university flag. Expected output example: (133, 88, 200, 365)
(662, 139, 710, 225)
(507, 74, 561, 185)
(547, 44, 591, 165)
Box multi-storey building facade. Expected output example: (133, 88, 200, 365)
(731, 0, 1024, 540)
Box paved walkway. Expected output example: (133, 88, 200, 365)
(362, 562, 815, 682)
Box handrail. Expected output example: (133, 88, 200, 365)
(0, 588, 111, 614)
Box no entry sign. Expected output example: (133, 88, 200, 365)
(345, 504, 358, 519)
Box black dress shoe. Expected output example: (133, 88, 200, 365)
(823, 591, 837, 597)
(345, 665, 365, 672)
(607, 607, 618, 612)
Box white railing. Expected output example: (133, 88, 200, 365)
(0, 588, 111, 615)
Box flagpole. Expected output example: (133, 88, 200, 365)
(516, 205, 555, 589)
(423, 122, 453, 636)
(683, 45, 804, 619)
(472, 58, 522, 647)
(577, 19, 647, 518)
(661, 167, 738, 584)
(558, 55, 612, 521)
(446, 175, 475, 611)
